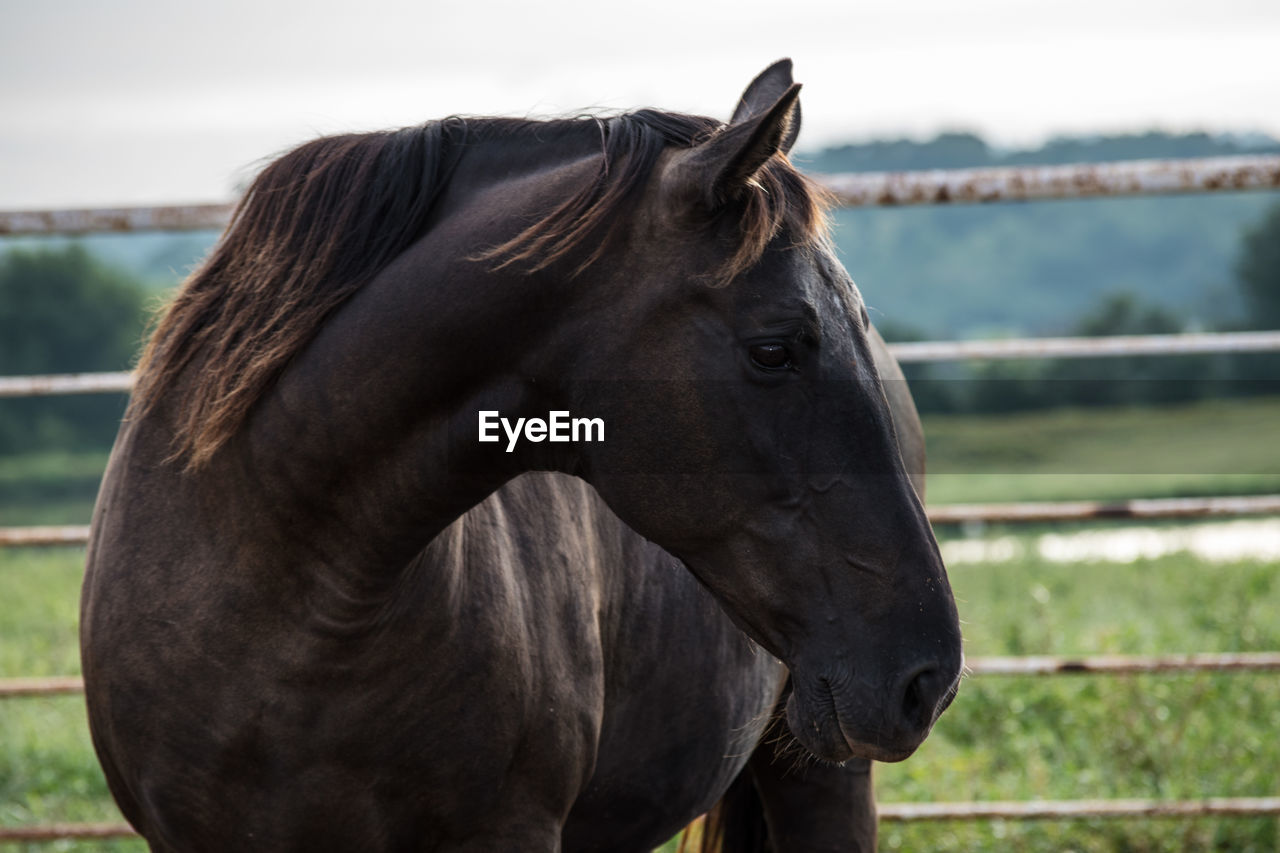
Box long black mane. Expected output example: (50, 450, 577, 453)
(130, 111, 828, 468)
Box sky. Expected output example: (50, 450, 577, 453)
(2, 0, 1279, 209)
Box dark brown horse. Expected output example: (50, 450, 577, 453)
(81, 60, 962, 851)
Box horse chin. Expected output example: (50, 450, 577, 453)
(783, 685, 923, 765)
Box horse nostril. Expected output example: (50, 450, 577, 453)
(899, 663, 941, 730)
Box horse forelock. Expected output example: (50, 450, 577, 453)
(128, 110, 830, 469)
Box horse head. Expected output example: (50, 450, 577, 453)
(551, 61, 964, 762)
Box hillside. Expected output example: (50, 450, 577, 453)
(794, 131, 1280, 339)
(797, 129, 1280, 174)
(831, 192, 1276, 338)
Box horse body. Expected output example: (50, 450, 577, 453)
(82, 61, 960, 851)
(88, 461, 772, 850)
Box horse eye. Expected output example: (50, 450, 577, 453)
(749, 343, 792, 371)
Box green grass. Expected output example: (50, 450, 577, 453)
(873, 548, 1280, 852)
(3, 399, 1279, 850)
(921, 396, 1280, 504)
(0, 547, 144, 851)
(0, 451, 109, 527)
(10, 545, 1279, 851)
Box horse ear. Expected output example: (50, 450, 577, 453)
(731, 58, 802, 154)
(663, 81, 802, 213)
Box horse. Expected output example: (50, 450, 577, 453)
(80, 60, 962, 851)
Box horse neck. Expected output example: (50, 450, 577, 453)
(234, 129, 608, 569)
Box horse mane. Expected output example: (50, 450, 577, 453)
(476, 110, 830, 283)
(130, 112, 829, 469)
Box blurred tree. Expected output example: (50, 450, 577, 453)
(1224, 202, 1280, 396)
(1048, 293, 1212, 407)
(1234, 202, 1280, 330)
(873, 318, 963, 415)
(0, 246, 147, 454)
(0, 245, 146, 373)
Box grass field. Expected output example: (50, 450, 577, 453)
(0, 548, 143, 853)
(873, 549, 1279, 852)
(2, 397, 1279, 850)
(921, 395, 1280, 505)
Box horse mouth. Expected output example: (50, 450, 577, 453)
(784, 670, 957, 764)
(835, 716, 925, 765)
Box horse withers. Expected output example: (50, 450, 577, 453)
(81, 60, 962, 851)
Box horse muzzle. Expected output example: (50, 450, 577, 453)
(785, 656, 963, 763)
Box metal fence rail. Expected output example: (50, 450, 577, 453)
(925, 494, 1280, 524)
(5, 495, 1279, 548)
(6, 653, 1276, 699)
(0, 823, 139, 843)
(0, 371, 133, 398)
(819, 154, 1280, 207)
(878, 797, 1280, 822)
(0, 676, 84, 697)
(2, 330, 1279, 400)
(0, 526, 91, 546)
(0, 203, 231, 236)
(5, 796, 1280, 842)
(3, 156, 1279, 237)
(889, 330, 1280, 363)
(966, 652, 1280, 676)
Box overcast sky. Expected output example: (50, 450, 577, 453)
(3, 0, 1278, 209)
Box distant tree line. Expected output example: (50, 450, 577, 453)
(1, 170, 1278, 456)
(881, 202, 1280, 415)
(814, 131, 1280, 341)
(800, 129, 1280, 175)
(0, 246, 145, 455)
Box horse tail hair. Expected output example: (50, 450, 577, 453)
(693, 772, 771, 853)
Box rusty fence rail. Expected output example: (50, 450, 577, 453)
(889, 330, 1280, 363)
(0, 371, 133, 398)
(5, 796, 1280, 842)
(0, 823, 139, 843)
(2, 155, 1279, 237)
(0, 526, 91, 547)
(965, 652, 1280, 676)
(5, 653, 1279, 699)
(877, 796, 1280, 822)
(0, 676, 84, 697)
(925, 494, 1280, 524)
(4, 495, 1279, 549)
(818, 154, 1280, 207)
(0, 202, 232, 236)
(2, 330, 1279, 400)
